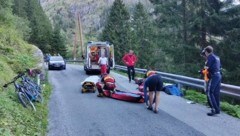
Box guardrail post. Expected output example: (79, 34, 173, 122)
(37, 74, 40, 86)
(204, 81, 207, 93)
(177, 83, 182, 90)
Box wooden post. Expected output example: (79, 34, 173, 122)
(77, 13, 84, 59)
(73, 33, 77, 61)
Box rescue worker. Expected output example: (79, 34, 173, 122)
(143, 70, 163, 114)
(202, 46, 222, 116)
(96, 74, 116, 97)
(122, 50, 138, 83)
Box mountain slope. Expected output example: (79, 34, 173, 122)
(40, 0, 152, 39)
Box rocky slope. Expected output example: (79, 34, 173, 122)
(40, 0, 152, 35)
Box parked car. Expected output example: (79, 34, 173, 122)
(48, 56, 66, 70)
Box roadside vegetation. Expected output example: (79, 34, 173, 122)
(0, 21, 52, 135)
(0, 0, 54, 135)
(184, 90, 240, 118)
(0, 83, 52, 135)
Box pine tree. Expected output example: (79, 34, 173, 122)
(50, 25, 67, 57)
(101, 0, 131, 64)
(131, 2, 158, 69)
(217, 5, 240, 84)
(150, 0, 240, 83)
(0, 0, 13, 25)
(12, 0, 28, 18)
(149, 0, 193, 74)
(24, 0, 52, 53)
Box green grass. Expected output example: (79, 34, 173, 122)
(184, 89, 240, 118)
(184, 90, 207, 105)
(0, 81, 52, 136)
(0, 25, 52, 135)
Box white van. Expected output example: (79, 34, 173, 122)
(84, 41, 115, 74)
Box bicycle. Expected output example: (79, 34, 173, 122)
(3, 73, 36, 111)
(21, 75, 43, 103)
(22, 74, 42, 93)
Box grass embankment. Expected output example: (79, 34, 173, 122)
(184, 90, 240, 118)
(113, 69, 240, 119)
(0, 26, 52, 135)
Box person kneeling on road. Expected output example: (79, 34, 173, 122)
(144, 70, 163, 114)
(96, 74, 116, 97)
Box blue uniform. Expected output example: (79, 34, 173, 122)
(143, 74, 163, 105)
(206, 53, 222, 113)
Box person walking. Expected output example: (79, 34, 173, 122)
(122, 50, 138, 83)
(143, 70, 163, 114)
(202, 46, 222, 116)
(98, 54, 108, 76)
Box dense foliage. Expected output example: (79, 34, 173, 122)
(101, 0, 132, 64)
(12, 0, 67, 55)
(101, 0, 240, 85)
(0, 0, 53, 135)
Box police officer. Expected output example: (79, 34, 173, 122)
(203, 46, 222, 116)
(143, 71, 163, 114)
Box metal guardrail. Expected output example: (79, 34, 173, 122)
(115, 65, 240, 99)
(65, 60, 84, 63)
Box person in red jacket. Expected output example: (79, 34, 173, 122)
(122, 50, 138, 83)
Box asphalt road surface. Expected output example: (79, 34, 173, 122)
(47, 64, 240, 136)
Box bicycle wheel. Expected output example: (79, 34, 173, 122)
(18, 91, 36, 111)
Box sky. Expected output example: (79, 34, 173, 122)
(220, 0, 239, 4)
(233, 0, 240, 5)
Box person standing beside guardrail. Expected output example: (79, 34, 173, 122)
(202, 46, 222, 116)
(143, 70, 163, 114)
(200, 51, 212, 110)
(122, 50, 138, 83)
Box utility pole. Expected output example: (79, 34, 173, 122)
(77, 12, 84, 59)
(73, 32, 77, 61)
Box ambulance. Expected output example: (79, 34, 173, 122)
(84, 41, 115, 74)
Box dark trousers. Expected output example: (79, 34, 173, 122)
(205, 82, 212, 108)
(207, 74, 221, 113)
(127, 66, 135, 81)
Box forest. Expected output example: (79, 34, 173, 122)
(101, 0, 240, 85)
(1, 0, 240, 86)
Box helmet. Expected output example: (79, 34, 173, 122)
(104, 75, 115, 83)
(146, 71, 156, 77)
(90, 46, 98, 52)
